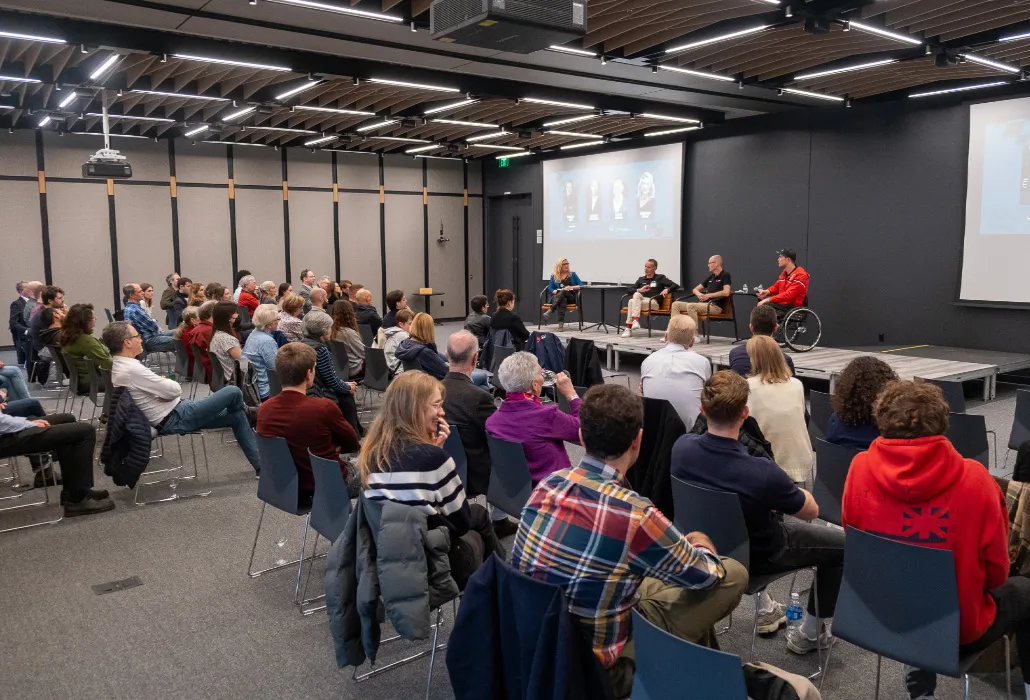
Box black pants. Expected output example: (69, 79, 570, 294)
(751, 520, 845, 617)
(331, 390, 364, 437)
(767, 302, 796, 322)
(0, 413, 95, 501)
(449, 504, 505, 591)
(547, 290, 576, 316)
(12, 332, 26, 365)
(907, 576, 1030, 697)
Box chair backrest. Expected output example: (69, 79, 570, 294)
(308, 451, 353, 542)
(670, 477, 750, 571)
(100, 368, 115, 420)
(105, 308, 114, 323)
(328, 339, 351, 381)
(489, 344, 517, 391)
(485, 433, 534, 517)
(944, 412, 989, 468)
(557, 385, 588, 414)
(60, 351, 84, 396)
(85, 358, 105, 407)
(1009, 389, 1030, 451)
(172, 338, 191, 377)
(808, 390, 832, 443)
(363, 347, 391, 392)
(401, 357, 421, 373)
(443, 425, 469, 487)
(630, 609, 747, 700)
(833, 528, 961, 677)
(265, 367, 282, 397)
(812, 438, 860, 526)
(255, 435, 303, 515)
(358, 323, 374, 347)
(924, 378, 966, 414)
(48, 345, 70, 383)
(208, 351, 226, 390)
(190, 344, 211, 384)
(236, 305, 251, 325)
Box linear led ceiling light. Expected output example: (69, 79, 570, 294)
(304, 135, 338, 146)
(961, 53, 1022, 74)
(263, 0, 403, 22)
(0, 30, 65, 44)
(779, 87, 845, 102)
(431, 118, 497, 128)
(275, 80, 321, 100)
(1000, 30, 1030, 42)
(665, 25, 768, 55)
(356, 119, 398, 132)
(38, 115, 50, 127)
(794, 58, 897, 81)
(547, 130, 603, 138)
(521, 96, 593, 110)
(131, 89, 229, 102)
(367, 77, 460, 93)
(469, 143, 526, 151)
(560, 140, 605, 150)
(89, 54, 120, 81)
(639, 113, 700, 124)
(58, 91, 78, 109)
(184, 125, 209, 137)
(496, 151, 532, 159)
(845, 20, 922, 46)
(172, 54, 291, 72)
(0, 74, 41, 83)
(645, 126, 701, 137)
(466, 131, 509, 142)
(406, 144, 439, 154)
(909, 81, 1010, 98)
(753, 0, 780, 4)
(223, 106, 256, 121)
(658, 65, 736, 82)
(542, 115, 596, 127)
(293, 104, 376, 117)
(423, 99, 478, 115)
(368, 135, 430, 143)
(241, 125, 316, 133)
(547, 45, 597, 57)
(87, 112, 176, 122)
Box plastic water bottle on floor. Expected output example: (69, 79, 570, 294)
(786, 592, 803, 630)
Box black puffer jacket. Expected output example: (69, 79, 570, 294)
(690, 414, 775, 460)
(100, 387, 153, 487)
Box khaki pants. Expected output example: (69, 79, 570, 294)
(627, 292, 661, 324)
(606, 557, 748, 698)
(670, 300, 722, 325)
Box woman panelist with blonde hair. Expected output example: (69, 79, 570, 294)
(542, 257, 582, 330)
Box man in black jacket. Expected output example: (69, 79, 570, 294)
(353, 288, 382, 336)
(622, 258, 678, 338)
(8, 281, 29, 364)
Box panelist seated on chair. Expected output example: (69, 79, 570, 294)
(622, 258, 678, 338)
(728, 305, 795, 378)
(104, 321, 262, 475)
(511, 383, 746, 699)
(670, 254, 732, 325)
(640, 315, 710, 429)
(541, 257, 582, 328)
(357, 371, 505, 590)
(825, 357, 895, 450)
(755, 248, 809, 318)
(672, 370, 843, 657)
(842, 379, 1030, 700)
(123, 283, 176, 354)
(257, 343, 360, 509)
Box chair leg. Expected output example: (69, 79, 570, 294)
(247, 502, 268, 577)
(293, 513, 312, 603)
(749, 592, 761, 661)
(299, 532, 323, 613)
(425, 607, 444, 700)
(1005, 633, 1013, 700)
(874, 655, 882, 700)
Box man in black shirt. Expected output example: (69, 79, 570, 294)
(671, 254, 731, 325)
(622, 258, 678, 338)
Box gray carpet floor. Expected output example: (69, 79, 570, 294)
(0, 330, 1023, 699)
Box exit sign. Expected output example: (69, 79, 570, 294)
(498, 157, 510, 168)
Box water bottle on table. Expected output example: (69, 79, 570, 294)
(742, 283, 748, 294)
(786, 592, 803, 630)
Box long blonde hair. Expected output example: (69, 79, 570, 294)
(747, 334, 791, 383)
(552, 257, 570, 281)
(410, 312, 436, 344)
(357, 371, 444, 486)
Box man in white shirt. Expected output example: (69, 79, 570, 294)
(640, 315, 711, 428)
(103, 321, 262, 474)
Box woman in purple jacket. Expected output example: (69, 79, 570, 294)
(485, 352, 582, 483)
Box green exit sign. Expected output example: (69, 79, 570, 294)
(498, 157, 510, 168)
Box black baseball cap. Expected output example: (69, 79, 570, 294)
(776, 248, 797, 261)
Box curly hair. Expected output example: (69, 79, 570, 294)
(59, 303, 94, 347)
(874, 379, 949, 439)
(831, 356, 898, 427)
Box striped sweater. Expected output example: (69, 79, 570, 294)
(364, 442, 471, 536)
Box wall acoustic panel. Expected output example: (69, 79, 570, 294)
(114, 184, 174, 305)
(338, 192, 382, 299)
(336, 152, 380, 190)
(177, 186, 232, 285)
(47, 181, 114, 315)
(287, 148, 332, 189)
(427, 158, 463, 194)
(428, 197, 466, 317)
(468, 160, 483, 195)
(0, 182, 45, 305)
(384, 194, 424, 307)
(233, 145, 282, 187)
(175, 141, 228, 184)
(234, 188, 286, 283)
(0, 129, 37, 176)
(468, 198, 484, 298)
(108, 138, 170, 181)
(288, 190, 335, 284)
(384, 154, 422, 192)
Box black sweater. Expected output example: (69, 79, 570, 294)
(490, 309, 530, 350)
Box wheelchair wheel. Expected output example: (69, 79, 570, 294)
(782, 307, 822, 352)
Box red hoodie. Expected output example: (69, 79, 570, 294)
(842, 435, 1009, 644)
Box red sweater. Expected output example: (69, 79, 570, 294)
(256, 390, 360, 496)
(842, 435, 1009, 644)
(766, 265, 809, 307)
(238, 290, 260, 314)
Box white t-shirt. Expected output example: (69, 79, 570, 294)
(209, 330, 240, 382)
(640, 343, 711, 428)
(746, 376, 813, 483)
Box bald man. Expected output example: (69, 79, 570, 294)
(640, 315, 711, 429)
(671, 255, 732, 326)
(352, 288, 381, 335)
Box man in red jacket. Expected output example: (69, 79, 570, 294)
(757, 248, 809, 320)
(842, 380, 1030, 700)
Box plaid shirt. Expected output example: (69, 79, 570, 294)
(511, 456, 726, 668)
(123, 302, 159, 342)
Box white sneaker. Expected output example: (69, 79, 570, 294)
(621, 328, 633, 339)
(631, 319, 641, 330)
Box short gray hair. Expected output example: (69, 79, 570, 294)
(101, 320, 133, 354)
(252, 304, 278, 330)
(666, 314, 697, 347)
(260, 280, 276, 294)
(122, 283, 137, 299)
(239, 275, 256, 288)
(446, 330, 478, 367)
(303, 309, 332, 337)
(497, 351, 541, 393)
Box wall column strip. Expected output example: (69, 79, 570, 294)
(107, 178, 121, 311)
(227, 145, 238, 280)
(168, 139, 181, 272)
(281, 148, 292, 283)
(463, 159, 470, 314)
(378, 153, 387, 309)
(34, 130, 52, 285)
(331, 152, 340, 282)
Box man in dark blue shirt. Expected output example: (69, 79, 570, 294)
(729, 304, 795, 377)
(671, 370, 843, 656)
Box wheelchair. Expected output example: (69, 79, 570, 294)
(775, 296, 822, 352)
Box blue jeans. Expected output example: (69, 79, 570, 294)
(144, 331, 176, 353)
(0, 366, 30, 401)
(160, 386, 261, 473)
(471, 369, 489, 390)
(2, 398, 44, 418)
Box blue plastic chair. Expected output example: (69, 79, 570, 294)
(946, 412, 993, 469)
(485, 434, 533, 518)
(812, 438, 860, 527)
(808, 390, 832, 443)
(826, 528, 1011, 699)
(299, 451, 354, 615)
(443, 425, 469, 488)
(631, 609, 747, 700)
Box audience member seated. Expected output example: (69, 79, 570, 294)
(9, 280, 31, 365)
(160, 272, 179, 323)
(672, 370, 843, 655)
(339, 280, 352, 300)
(485, 351, 581, 483)
(191, 301, 216, 380)
(209, 302, 243, 386)
(171, 276, 192, 323)
(188, 282, 204, 307)
(464, 295, 491, 348)
(842, 380, 1030, 700)
(490, 288, 530, 351)
(746, 335, 812, 484)
(258, 342, 360, 506)
(357, 371, 504, 589)
(347, 283, 363, 303)
(174, 306, 200, 379)
(204, 282, 226, 303)
(395, 313, 449, 380)
(379, 308, 412, 377)
(59, 303, 112, 394)
(640, 315, 710, 428)
(277, 294, 305, 342)
(512, 383, 746, 698)
(353, 289, 381, 336)
(258, 281, 277, 305)
(38, 307, 63, 350)
(123, 283, 176, 354)
(827, 356, 896, 450)
(243, 304, 279, 401)
(0, 359, 31, 402)
(276, 282, 292, 306)
(309, 287, 328, 313)
(330, 299, 365, 381)
(1, 394, 67, 486)
(29, 285, 64, 367)
(105, 321, 261, 473)
(237, 275, 260, 316)
(139, 283, 155, 318)
(21, 281, 41, 328)
(300, 311, 362, 436)
(297, 269, 314, 313)
(729, 305, 795, 378)
(231, 270, 249, 304)
(382, 289, 408, 329)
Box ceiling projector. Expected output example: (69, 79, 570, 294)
(82, 147, 132, 179)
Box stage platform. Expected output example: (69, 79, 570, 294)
(543, 328, 1030, 401)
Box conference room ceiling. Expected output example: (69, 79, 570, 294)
(1, 0, 1030, 156)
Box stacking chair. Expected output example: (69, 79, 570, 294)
(1003, 389, 1030, 473)
(443, 426, 469, 487)
(537, 285, 584, 331)
(924, 378, 967, 413)
(236, 305, 251, 325)
(696, 294, 740, 345)
(0, 453, 63, 534)
(208, 351, 227, 391)
(812, 438, 860, 527)
(618, 293, 675, 338)
(808, 390, 832, 444)
(358, 323, 375, 347)
(946, 412, 993, 469)
(266, 368, 283, 398)
(172, 338, 192, 380)
(298, 452, 354, 616)
(485, 434, 533, 518)
(104, 308, 114, 323)
(401, 357, 421, 373)
(328, 340, 351, 381)
(84, 359, 106, 428)
(60, 351, 90, 419)
(45, 346, 72, 412)
(488, 344, 516, 393)
(825, 528, 1011, 699)
(189, 344, 210, 398)
(631, 609, 748, 700)
(671, 477, 820, 666)
(361, 347, 391, 407)
(557, 385, 587, 414)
